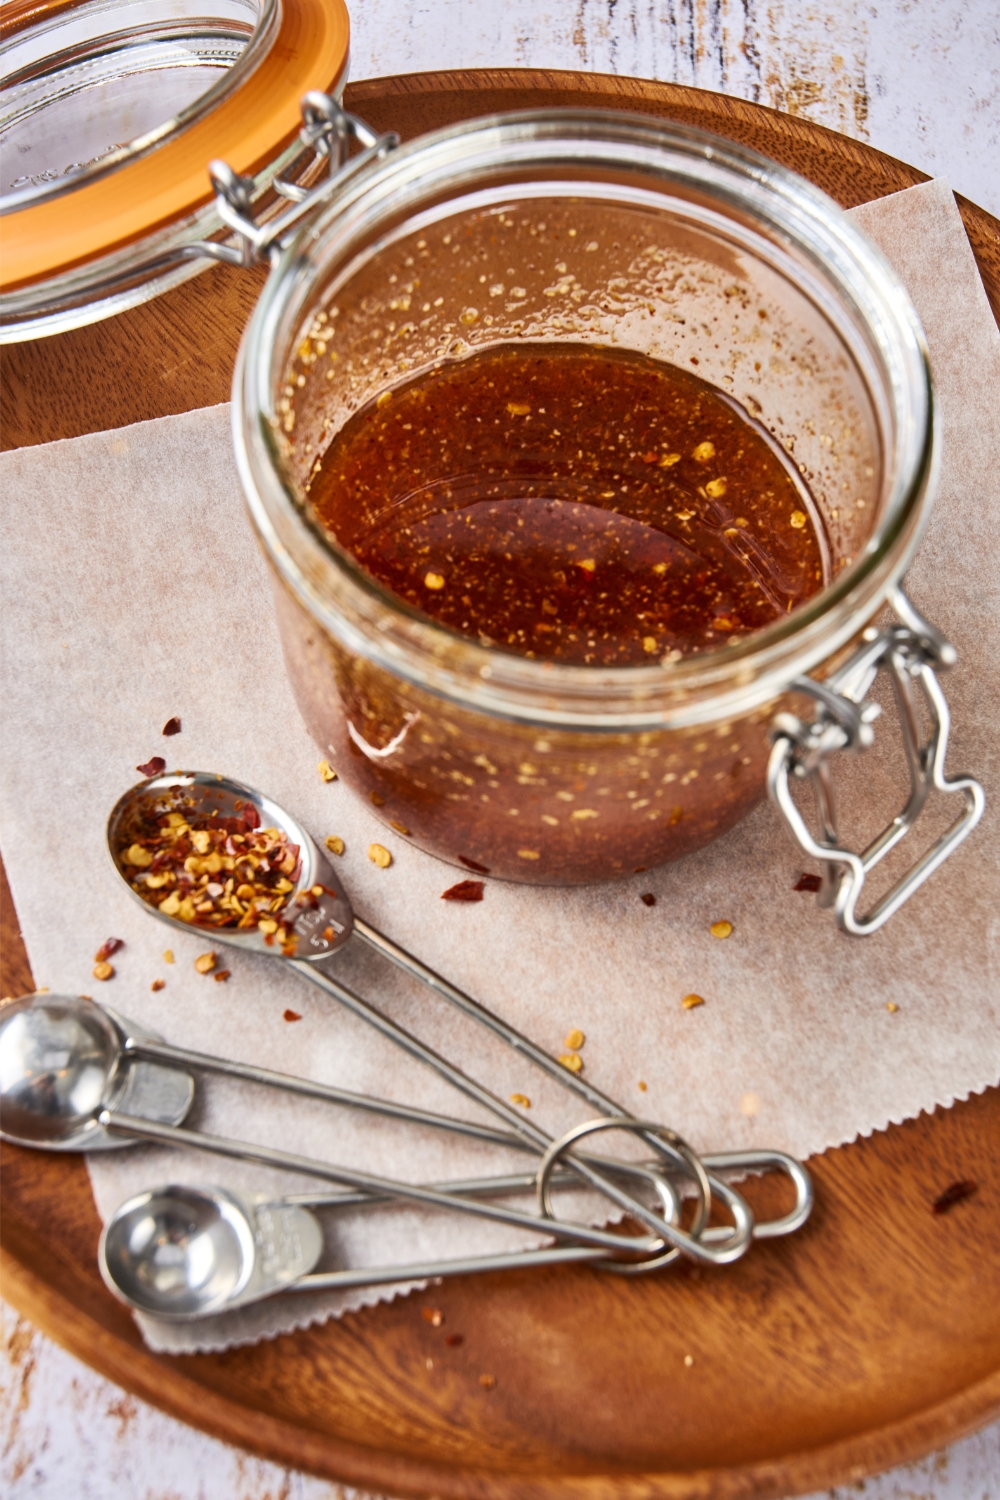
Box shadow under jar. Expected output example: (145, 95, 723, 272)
(234, 110, 940, 886)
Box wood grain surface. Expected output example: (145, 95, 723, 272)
(2, 70, 998, 1500)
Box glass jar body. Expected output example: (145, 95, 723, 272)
(236, 112, 934, 885)
(271, 568, 789, 881)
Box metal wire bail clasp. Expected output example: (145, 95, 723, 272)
(767, 588, 984, 936)
(204, 95, 398, 267)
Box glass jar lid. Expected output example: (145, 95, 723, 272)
(0, 0, 349, 337)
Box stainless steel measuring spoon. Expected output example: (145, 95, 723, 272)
(0, 992, 685, 1262)
(0, 992, 687, 1220)
(98, 1182, 623, 1321)
(107, 772, 761, 1264)
(0, 991, 525, 1153)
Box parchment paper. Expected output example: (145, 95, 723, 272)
(1, 179, 998, 1353)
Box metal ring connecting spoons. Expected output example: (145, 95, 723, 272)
(0, 993, 685, 1259)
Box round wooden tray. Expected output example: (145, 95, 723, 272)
(2, 68, 998, 1500)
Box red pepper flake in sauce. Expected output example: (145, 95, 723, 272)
(162, 717, 182, 736)
(307, 343, 825, 668)
(932, 1180, 978, 1215)
(793, 873, 823, 892)
(441, 879, 485, 902)
(640, 893, 657, 907)
(283, 1008, 302, 1022)
(94, 937, 124, 962)
(478, 1374, 496, 1390)
(136, 757, 166, 778)
(445, 1334, 464, 1348)
(422, 1308, 444, 1326)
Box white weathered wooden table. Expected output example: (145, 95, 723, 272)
(2, 1, 998, 1494)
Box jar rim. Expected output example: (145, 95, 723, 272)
(235, 108, 937, 731)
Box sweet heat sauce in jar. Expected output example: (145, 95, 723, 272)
(310, 343, 824, 660)
(304, 342, 827, 879)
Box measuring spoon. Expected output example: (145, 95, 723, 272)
(108, 772, 758, 1265)
(0, 992, 691, 1215)
(98, 1182, 624, 1321)
(0, 993, 690, 1260)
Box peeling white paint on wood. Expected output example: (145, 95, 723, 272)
(1, 3, 997, 1495)
(348, 0, 1000, 213)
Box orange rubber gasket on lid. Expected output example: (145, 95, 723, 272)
(0, 0, 350, 292)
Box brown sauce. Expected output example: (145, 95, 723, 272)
(308, 342, 826, 665)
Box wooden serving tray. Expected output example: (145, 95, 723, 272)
(2, 69, 998, 1500)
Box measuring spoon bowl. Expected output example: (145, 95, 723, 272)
(99, 1184, 324, 1320)
(0, 993, 194, 1150)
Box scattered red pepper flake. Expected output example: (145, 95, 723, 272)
(150, 978, 165, 992)
(442, 880, 485, 902)
(932, 1179, 978, 1215)
(422, 1308, 443, 1326)
(640, 892, 656, 907)
(444, 1333, 464, 1347)
(793, 873, 822, 892)
(92, 962, 114, 981)
(194, 952, 217, 974)
(162, 717, 182, 736)
(283, 1009, 302, 1022)
(213, 969, 231, 983)
(459, 855, 490, 874)
(136, 757, 166, 778)
(94, 937, 124, 962)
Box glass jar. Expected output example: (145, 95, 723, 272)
(227, 108, 981, 926)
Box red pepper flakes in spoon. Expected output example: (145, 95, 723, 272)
(121, 800, 303, 939)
